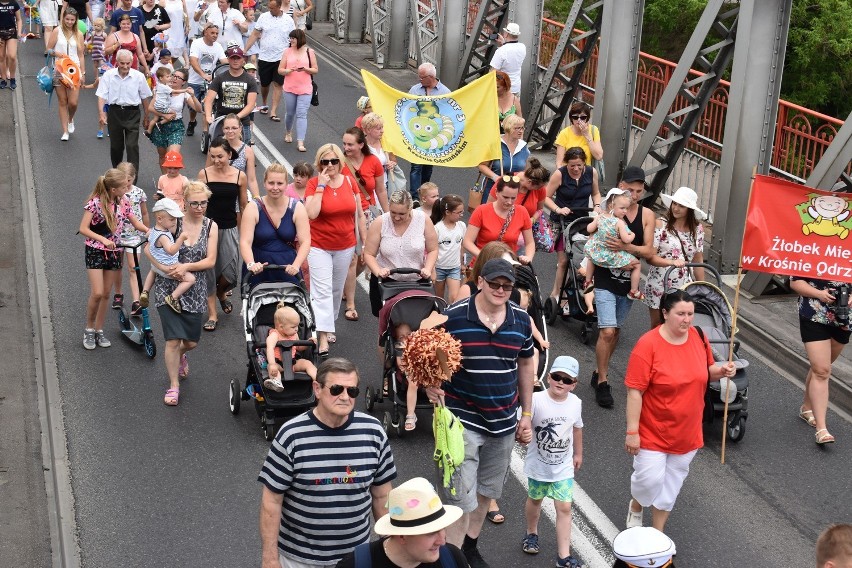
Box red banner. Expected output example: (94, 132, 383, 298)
(742, 175, 852, 283)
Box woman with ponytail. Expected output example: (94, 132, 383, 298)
(78, 168, 149, 350)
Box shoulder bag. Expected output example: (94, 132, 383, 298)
(342, 155, 383, 221)
(468, 173, 484, 213)
(307, 48, 319, 106)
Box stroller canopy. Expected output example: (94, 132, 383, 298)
(378, 290, 447, 338)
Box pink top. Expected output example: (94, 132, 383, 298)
(158, 174, 188, 209)
(377, 208, 427, 280)
(285, 183, 304, 202)
(282, 47, 314, 96)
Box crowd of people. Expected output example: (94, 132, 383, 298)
(5, 3, 835, 566)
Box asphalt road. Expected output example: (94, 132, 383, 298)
(14, 36, 852, 568)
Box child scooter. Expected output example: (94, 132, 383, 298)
(117, 240, 156, 358)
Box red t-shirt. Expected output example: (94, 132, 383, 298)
(625, 327, 715, 454)
(343, 154, 384, 211)
(305, 176, 359, 251)
(469, 202, 532, 251)
(488, 186, 547, 219)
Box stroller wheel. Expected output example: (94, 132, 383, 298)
(580, 327, 589, 345)
(365, 386, 375, 412)
(261, 414, 276, 441)
(544, 296, 559, 325)
(381, 411, 392, 434)
(200, 131, 209, 154)
(727, 412, 746, 443)
(229, 378, 241, 415)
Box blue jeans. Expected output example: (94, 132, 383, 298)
(409, 163, 433, 201)
(284, 92, 311, 142)
(594, 287, 633, 328)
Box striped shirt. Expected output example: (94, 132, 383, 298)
(258, 410, 397, 565)
(443, 293, 534, 437)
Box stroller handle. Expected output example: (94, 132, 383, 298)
(389, 267, 424, 276)
(663, 263, 722, 289)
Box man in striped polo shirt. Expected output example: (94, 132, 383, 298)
(427, 258, 535, 568)
(258, 358, 397, 568)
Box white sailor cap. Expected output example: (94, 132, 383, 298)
(613, 527, 676, 567)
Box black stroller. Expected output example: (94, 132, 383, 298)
(543, 211, 598, 344)
(364, 269, 443, 437)
(229, 270, 318, 441)
(200, 62, 231, 154)
(665, 263, 750, 442)
(514, 263, 551, 387)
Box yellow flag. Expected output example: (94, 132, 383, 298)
(361, 70, 502, 167)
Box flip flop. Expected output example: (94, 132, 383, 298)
(220, 298, 233, 314)
(345, 308, 359, 321)
(270, 115, 281, 122)
(164, 387, 180, 406)
(257, 105, 269, 114)
(318, 349, 330, 360)
(327, 333, 336, 344)
(203, 319, 217, 331)
(486, 510, 505, 524)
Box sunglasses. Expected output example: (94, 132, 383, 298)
(500, 175, 521, 183)
(188, 200, 208, 208)
(324, 384, 360, 398)
(549, 374, 577, 385)
(570, 114, 589, 121)
(319, 158, 341, 166)
(485, 280, 514, 292)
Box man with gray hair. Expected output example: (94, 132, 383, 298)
(96, 49, 152, 175)
(407, 63, 451, 202)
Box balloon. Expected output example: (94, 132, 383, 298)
(78, 20, 87, 34)
(56, 55, 82, 89)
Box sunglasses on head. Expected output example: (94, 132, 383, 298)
(570, 114, 589, 121)
(500, 175, 521, 183)
(485, 280, 514, 292)
(188, 200, 208, 208)
(320, 158, 340, 166)
(324, 384, 360, 398)
(549, 374, 577, 385)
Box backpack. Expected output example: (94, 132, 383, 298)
(353, 540, 458, 568)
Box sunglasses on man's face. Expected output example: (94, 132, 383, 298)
(549, 374, 577, 385)
(570, 114, 589, 121)
(319, 158, 340, 166)
(324, 384, 360, 398)
(485, 280, 514, 292)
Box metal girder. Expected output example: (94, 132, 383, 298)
(629, 0, 739, 205)
(806, 111, 852, 191)
(457, 0, 511, 88)
(366, 0, 391, 66)
(512, 0, 545, 116)
(439, 0, 468, 85)
(410, 0, 441, 68)
(386, 0, 411, 68)
(524, 0, 604, 151)
(330, 0, 348, 41)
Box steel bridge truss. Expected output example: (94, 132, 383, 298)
(409, 0, 441, 68)
(630, 0, 739, 204)
(366, 0, 391, 66)
(330, 0, 349, 41)
(457, 0, 511, 87)
(525, 0, 604, 150)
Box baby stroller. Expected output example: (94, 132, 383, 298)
(364, 269, 443, 437)
(514, 263, 550, 387)
(665, 263, 750, 443)
(200, 62, 231, 154)
(229, 268, 318, 441)
(543, 211, 598, 344)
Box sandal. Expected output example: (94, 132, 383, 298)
(284, 132, 292, 143)
(297, 141, 306, 152)
(816, 428, 835, 445)
(486, 509, 505, 524)
(345, 308, 359, 321)
(203, 319, 217, 331)
(627, 290, 646, 301)
(405, 415, 417, 431)
(583, 281, 595, 294)
(164, 387, 180, 406)
(327, 333, 336, 344)
(799, 406, 817, 427)
(178, 354, 189, 378)
(318, 349, 330, 360)
(219, 298, 233, 314)
(257, 105, 269, 114)
(270, 115, 281, 122)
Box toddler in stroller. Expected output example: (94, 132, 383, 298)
(264, 304, 317, 391)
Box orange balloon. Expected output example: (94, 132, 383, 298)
(55, 56, 81, 89)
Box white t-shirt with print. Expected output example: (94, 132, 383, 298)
(188, 37, 226, 84)
(435, 220, 465, 270)
(524, 390, 583, 482)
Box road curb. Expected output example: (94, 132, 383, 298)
(14, 71, 82, 567)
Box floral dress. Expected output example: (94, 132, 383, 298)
(643, 222, 705, 309)
(120, 185, 147, 246)
(584, 215, 635, 269)
(792, 276, 850, 330)
(153, 217, 211, 313)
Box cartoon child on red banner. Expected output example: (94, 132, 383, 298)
(802, 195, 851, 239)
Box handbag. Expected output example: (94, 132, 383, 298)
(467, 173, 484, 213)
(387, 162, 407, 195)
(308, 49, 319, 106)
(532, 214, 555, 253)
(305, 14, 313, 30)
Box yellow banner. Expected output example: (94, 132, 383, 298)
(361, 70, 502, 167)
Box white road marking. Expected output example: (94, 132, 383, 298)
(251, 126, 294, 175)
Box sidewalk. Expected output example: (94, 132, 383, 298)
(308, 20, 852, 416)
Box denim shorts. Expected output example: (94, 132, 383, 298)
(435, 266, 462, 282)
(189, 82, 206, 100)
(594, 287, 633, 328)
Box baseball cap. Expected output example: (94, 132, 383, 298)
(621, 165, 647, 185)
(225, 45, 244, 59)
(243, 62, 257, 71)
(550, 356, 579, 378)
(158, 48, 172, 58)
(480, 258, 516, 283)
(152, 197, 184, 218)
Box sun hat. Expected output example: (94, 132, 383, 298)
(356, 96, 370, 111)
(152, 197, 184, 218)
(550, 356, 579, 378)
(161, 150, 184, 169)
(602, 187, 631, 208)
(504, 23, 521, 36)
(480, 258, 516, 283)
(613, 527, 676, 567)
(660, 186, 707, 221)
(374, 478, 463, 536)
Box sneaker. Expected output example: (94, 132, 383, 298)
(0, 79, 6, 89)
(462, 547, 491, 568)
(9, 78, 16, 90)
(556, 555, 583, 568)
(590, 370, 599, 388)
(522, 533, 540, 555)
(165, 294, 182, 313)
(95, 330, 111, 348)
(138, 290, 149, 308)
(67, 121, 75, 134)
(112, 293, 124, 309)
(595, 381, 614, 408)
(60, 132, 69, 141)
(185, 120, 196, 137)
(263, 376, 285, 392)
(97, 130, 104, 139)
(83, 328, 96, 350)
(625, 499, 643, 528)
(130, 301, 143, 316)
